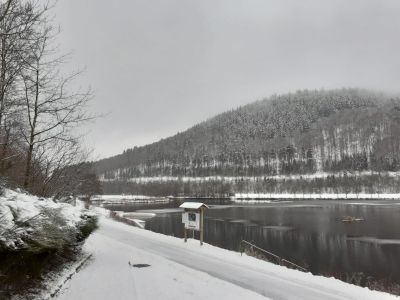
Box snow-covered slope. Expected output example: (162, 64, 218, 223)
(96, 89, 399, 180)
(0, 188, 94, 250)
(56, 217, 398, 300)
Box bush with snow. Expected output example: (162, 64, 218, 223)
(0, 188, 97, 252)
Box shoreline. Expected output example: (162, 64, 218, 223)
(92, 193, 400, 203)
(54, 216, 398, 300)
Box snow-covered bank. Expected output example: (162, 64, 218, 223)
(100, 170, 400, 183)
(0, 188, 95, 250)
(56, 217, 398, 300)
(91, 194, 170, 204)
(93, 194, 157, 200)
(55, 222, 269, 300)
(233, 193, 400, 200)
(0, 188, 98, 299)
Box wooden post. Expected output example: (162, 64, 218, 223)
(184, 209, 187, 243)
(200, 208, 204, 245)
(183, 208, 188, 242)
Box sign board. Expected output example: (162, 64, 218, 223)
(182, 212, 200, 231)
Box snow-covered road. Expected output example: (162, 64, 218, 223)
(56, 217, 397, 300)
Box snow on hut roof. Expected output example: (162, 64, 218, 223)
(179, 202, 209, 209)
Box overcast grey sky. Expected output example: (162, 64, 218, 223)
(54, 0, 400, 159)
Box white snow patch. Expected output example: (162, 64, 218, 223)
(347, 237, 400, 245)
(100, 171, 400, 183)
(233, 193, 400, 200)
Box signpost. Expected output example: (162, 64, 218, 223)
(180, 202, 209, 245)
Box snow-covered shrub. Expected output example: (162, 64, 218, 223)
(0, 188, 97, 252)
(0, 188, 97, 298)
(76, 213, 99, 242)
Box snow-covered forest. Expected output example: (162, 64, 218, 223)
(96, 88, 400, 195)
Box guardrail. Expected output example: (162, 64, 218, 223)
(239, 240, 307, 272)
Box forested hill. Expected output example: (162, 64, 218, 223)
(95, 88, 400, 181)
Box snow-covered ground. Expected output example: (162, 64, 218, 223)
(91, 194, 170, 204)
(92, 195, 162, 201)
(91, 194, 164, 201)
(100, 170, 400, 183)
(233, 193, 400, 200)
(0, 188, 92, 250)
(55, 217, 397, 300)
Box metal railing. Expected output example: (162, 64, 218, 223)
(239, 240, 307, 272)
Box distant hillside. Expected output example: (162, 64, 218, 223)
(94, 88, 400, 195)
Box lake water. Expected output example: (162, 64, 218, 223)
(104, 199, 400, 286)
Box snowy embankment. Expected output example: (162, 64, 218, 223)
(92, 195, 160, 200)
(91, 194, 169, 204)
(0, 188, 95, 251)
(100, 170, 400, 183)
(233, 193, 400, 201)
(55, 217, 398, 300)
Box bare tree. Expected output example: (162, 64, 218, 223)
(0, 1, 97, 195)
(0, 1, 13, 24)
(0, 0, 45, 168)
(32, 139, 92, 197)
(20, 18, 92, 190)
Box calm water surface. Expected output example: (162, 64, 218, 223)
(104, 199, 400, 283)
